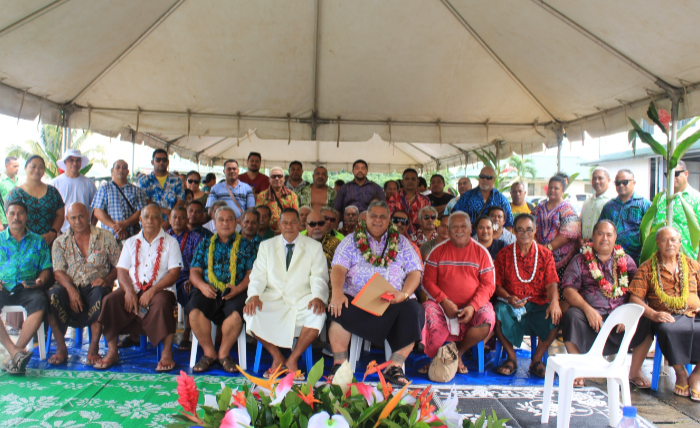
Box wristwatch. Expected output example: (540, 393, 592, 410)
(403, 292, 410, 301)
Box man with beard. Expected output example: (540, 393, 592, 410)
(409, 206, 439, 247)
(334, 160, 385, 213)
(206, 159, 255, 219)
(339, 205, 360, 236)
(453, 167, 513, 234)
(285, 161, 310, 193)
(444, 177, 472, 216)
(306, 211, 341, 276)
(297, 166, 336, 213)
(239, 152, 270, 196)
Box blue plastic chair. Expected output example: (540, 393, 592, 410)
(253, 339, 313, 374)
(46, 326, 108, 352)
(650, 338, 694, 391)
(471, 341, 485, 373)
(140, 335, 165, 360)
(494, 336, 548, 368)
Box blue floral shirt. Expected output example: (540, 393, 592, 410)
(0, 229, 52, 292)
(191, 233, 260, 286)
(452, 188, 514, 231)
(167, 229, 202, 284)
(136, 172, 185, 210)
(598, 193, 651, 264)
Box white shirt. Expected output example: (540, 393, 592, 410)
(52, 174, 97, 232)
(117, 228, 183, 293)
(580, 189, 616, 240)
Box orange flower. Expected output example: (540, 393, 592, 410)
(236, 364, 288, 393)
(373, 381, 411, 428)
(363, 361, 393, 396)
(232, 390, 247, 408)
(297, 391, 322, 410)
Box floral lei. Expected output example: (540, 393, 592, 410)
(354, 220, 399, 267)
(581, 244, 629, 299)
(650, 253, 689, 314)
(134, 237, 164, 291)
(207, 233, 242, 292)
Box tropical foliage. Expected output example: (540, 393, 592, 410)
(628, 102, 700, 263)
(171, 359, 508, 428)
(5, 125, 107, 178)
(505, 155, 537, 183)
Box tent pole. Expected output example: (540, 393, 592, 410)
(131, 130, 136, 180)
(554, 124, 564, 173)
(667, 95, 680, 226)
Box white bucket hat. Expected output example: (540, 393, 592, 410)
(57, 149, 90, 170)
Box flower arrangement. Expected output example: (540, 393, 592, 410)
(580, 244, 629, 299)
(170, 359, 509, 428)
(354, 221, 400, 267)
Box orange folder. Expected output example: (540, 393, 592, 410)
(351, 273, 397, 316)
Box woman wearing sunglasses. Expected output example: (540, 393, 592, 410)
(408, 206, 439, 247)
(185, 171, 208, 207)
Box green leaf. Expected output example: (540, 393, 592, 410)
(647, 102, 668, 135)
(218, 386, 232, 412)
(679, 194, 700, 250)
(472, 150, 492, 168)
(670, 128, 700, 169)
(629, 118, 667, 158)
(279, 408, 293, 428)
(628, 129, 637, 144)
(380, 420, 403, 428)
(640, 191, 664, 245)
(246, 393, 259, 424)
(640, 223, 664, 264)
(299, 413, 308, 428)
(307, 358, 324, 388)
(336, 405, 353, 425)
(79, 162, 94, 175)
(677, 117, 699, 139)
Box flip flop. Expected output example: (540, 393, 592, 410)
(48, 354, 68, 365)
(496, 359, 517, 376)
(86, 355, 102, 366)
(7, 350, 33, 375)
(93, 357, 119, 371)
(156, 361, 176, 372)
(629, 377, 651, 389)
(690, 388, 700, 402)
(674, 384, 690, 397)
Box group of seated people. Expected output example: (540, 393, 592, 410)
(0, 172, 698, 401)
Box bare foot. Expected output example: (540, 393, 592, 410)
(629, 368, 651, 389)
(156, 356, 176, 371)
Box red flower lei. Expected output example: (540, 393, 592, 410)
(178, 231, 189, 253)
(581, 243, 629, 299)
(134, 237, 164, 291)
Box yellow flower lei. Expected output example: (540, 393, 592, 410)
(650, 253, 689, 314)
(207, 233, 242, 292)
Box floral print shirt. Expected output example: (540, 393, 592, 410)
(191, 233, 260, 286)
(136, 172, 185, 210)
(52, 226, 122, 288)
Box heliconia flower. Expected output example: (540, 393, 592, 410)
(308, 411, 351, 428)
(658, 109, 671, 130)
(373, 381, 411, 428)
(236, 364, 287, 395)
(297, 391, 322, 410)
(231, 390, 247, 408)
(176, 371, 199, 415)
(220, 408, 252, 428)
(269, 372, 296, 405)
(332, 361, 354, 395)
(350, 382, 384, 405)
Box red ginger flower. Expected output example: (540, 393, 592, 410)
(176, 371, 199, 414)
(658, 109, 671, 130)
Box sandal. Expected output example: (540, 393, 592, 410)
(93, 357, 119, 370)
(193, 355, 217, 373)
(156, 361, 176, 372)
(383, 365, 410, 386)
(674, 384, 690, 397)
(496, 359, 517, 376)
(529, 361, 546, 378)
(6, 350, 33, 375)
(86, 354, 102, 366)
(219, 356, 239, 374)
(691, 388, 700, 402)
(327, 363, 342, 381)
(48, 353, 68, 365)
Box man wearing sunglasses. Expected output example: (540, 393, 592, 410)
(206, 159, 256, 220)
(256, 166, 300, 234)
(391, 210, 422, 260)
(409, 206, 439, 247)
(136, 149, 186, 231)
(453, 167, 513, 235)
(652, 160, 700, 259)
(306, 211, 341, 276)
(599, 169, 651, 264)
(387, 168, 430, 234)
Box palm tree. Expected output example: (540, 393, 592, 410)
(5, 125, 108, 178)
(506, 155, 537, 182)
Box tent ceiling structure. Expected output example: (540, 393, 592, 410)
(1, 0, 700, 172)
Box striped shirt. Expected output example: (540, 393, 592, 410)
(206, 180, 255, 218)
(422, 239, 495, 310)
(333, 179, 385, 213)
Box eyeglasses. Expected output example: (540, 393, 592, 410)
(664, 170, 686, 177)
(187, 179, 200, 184)
(307, 221, 326, 228)
(323, 216, 337, 222)
(479, 174, 494, 180)
(515, 228, 535, 234)
(153, 157, 169, 163)
(614, 179, 634, 186)
(423, 215, 437, 220)
(391, 217, 410, 225)
(270, 174, 284, 180)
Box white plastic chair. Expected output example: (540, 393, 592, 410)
(349, 334, 403, 373)
(2, 306, 46, 360)
(189, 322, 247, 371)
(541, 304, 644, 428)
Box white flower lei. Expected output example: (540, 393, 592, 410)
(513, 242, 538, 283)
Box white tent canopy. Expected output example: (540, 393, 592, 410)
(2, 0, 700, 171)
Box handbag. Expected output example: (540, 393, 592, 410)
(112, 182, 141, 234)
(428, 341, 459, 383)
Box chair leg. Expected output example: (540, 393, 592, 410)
(477, 341, 484, 373)
(607, 377, 621, 427)
(557, 368, 574, 428)
(74, 327, 83, 348)
(189, 333, 200, 368)
(349, 335, 361, 374)
(140, 335, 148, 351)
(37, 322, 46, 361)
(237, 327, 247, 371)
(254, 341, 263, 373)
(304, 345, 313, 374)
(651, 339, 662, 391)
(46, 325, 53, 355)
(494, 340, 503, 367)
(540, 363, 556, 424)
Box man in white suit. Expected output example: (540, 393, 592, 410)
(243, 208, 329, 377)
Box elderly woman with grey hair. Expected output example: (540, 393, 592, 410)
(328, 200, 424, 386)
(409, 206, 439, 247)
